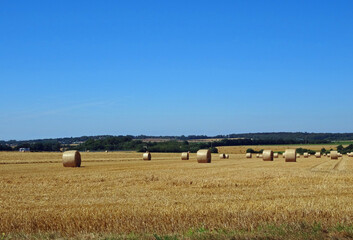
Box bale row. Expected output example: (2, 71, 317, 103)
(251, 150, 295, 162)
(64, 148, 344, 168)
(260, 149, 297, 162)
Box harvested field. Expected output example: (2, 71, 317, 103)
(1, 151, 353, 239)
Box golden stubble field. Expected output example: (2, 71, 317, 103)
(1, 150, 353, 238)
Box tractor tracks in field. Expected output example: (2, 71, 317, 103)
(310, 158, 346, 172)
(333, 158, 346, 171)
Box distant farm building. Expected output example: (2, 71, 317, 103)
(19, 148, 30, 152)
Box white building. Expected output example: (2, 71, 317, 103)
(19, 148, 30, 152)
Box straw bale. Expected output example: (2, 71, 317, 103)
(330, 151, 338, 160)
(263, 150, 273, 161)
(285, 149, 297, 162)
(181, 152, 189, 160)
(143, 152, 151, 161)
(197, 149, 211, 163)
(62, 150, 81, 167)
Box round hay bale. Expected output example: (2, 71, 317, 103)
(327, 154, 330, 157)
(282, 153, 286, 158)
(246, 153, 252, 158)
(273, 153, 279, 158)
(315, 152, 321, 158)
(330, 151, 338, 160)
(225, 154, 229, 159)
(62, 150, 81, 167)
(263, 150, 273, 161)
(197, 149, 211, 163)
(219, 153, 226, 159)
(296, 154, 300, 158)
(143, 152, 151, 161)
(259, 154, 263, 158)
(181, 152, 189, 160)
(303, 152, 309, 158)
(338, 153, 343, 157)
(105, 150, 108, 153)
(285, 149, 297, 162)
(256, 154, 260, 158)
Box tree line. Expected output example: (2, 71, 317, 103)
(69, 137, 332, 153)
(4, 132, 353, 146)
(0, 135, 351, 153)
(72, 137, 218, 153)
(0, 141, 61, 152)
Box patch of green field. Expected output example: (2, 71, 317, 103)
(4, 223, 353, 240)
(331, 141, 353, 145)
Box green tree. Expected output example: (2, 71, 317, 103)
(337, 145, 344, 152)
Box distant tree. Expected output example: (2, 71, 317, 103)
(246, 148, 255, 153)
(246, 148, 262, 153)
(0, 144, 12, 151)
(210, 147, 218, 153)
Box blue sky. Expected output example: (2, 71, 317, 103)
(1, 1, 353, 140)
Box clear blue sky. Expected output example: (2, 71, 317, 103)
(1, 0, 353, 140)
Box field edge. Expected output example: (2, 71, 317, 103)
(3, 222, 353, 240)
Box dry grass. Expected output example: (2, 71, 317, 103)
(1, 151, 353, 239)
